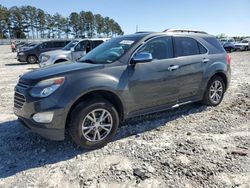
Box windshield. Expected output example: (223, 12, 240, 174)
(63, 40, 79, 50)
(79, 36, 142, 64)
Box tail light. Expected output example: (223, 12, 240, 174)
(226, 54, 231, 65)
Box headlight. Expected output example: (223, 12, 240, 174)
(40, 55, 50, 62)
(19, 52, 24, 55)
(30, 77, 65, 98)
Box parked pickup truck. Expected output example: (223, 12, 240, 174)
(39, 38, 109, 67)
(234, 39, 250, 51)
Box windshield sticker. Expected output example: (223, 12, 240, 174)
(119, 40, 134, 45)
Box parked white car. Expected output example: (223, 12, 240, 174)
(39, 38, 109, 67)
(234, 39, 250, 51)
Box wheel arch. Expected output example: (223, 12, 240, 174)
(54, 58, 69, 64)
(65, 89, 124, 129)
(208, 71, 228, 90)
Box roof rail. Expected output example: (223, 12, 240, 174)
(164, 29, 208, 34)
(135, 31, 154, 34)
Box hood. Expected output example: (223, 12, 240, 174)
(41, 49, 70, 56)
(20, 62, 103, 84)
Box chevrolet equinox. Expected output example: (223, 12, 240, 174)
(14, 29, 231, 149)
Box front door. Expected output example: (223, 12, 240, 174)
(127, 36, 179, 112)
(72, 40, 88, 61)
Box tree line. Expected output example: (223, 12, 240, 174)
(0, 5, 124, 39)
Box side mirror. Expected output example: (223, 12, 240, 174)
(131, 52, 152, 64)
(70, 47, 75, 52)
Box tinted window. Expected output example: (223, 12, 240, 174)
(241, 40, 249, 43)
(138, 37, 173, 60)
(41, 42, 52, 49)
(203, 37, 225, 53)
(174, 37, 199, 57)
(92, 40, 104, 48)
(53, 41, 65, 48)
(198, 43, 207, 54)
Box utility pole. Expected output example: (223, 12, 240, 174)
(136, 25, 138, 32)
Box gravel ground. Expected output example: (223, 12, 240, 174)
(0, 45, 249, 188)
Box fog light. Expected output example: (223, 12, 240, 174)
(33, 111, 54, 123)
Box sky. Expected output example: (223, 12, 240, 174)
(0, 0, 250, 36)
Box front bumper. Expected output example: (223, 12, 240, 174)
(18, 117, 65, 140)
(17, 54, 27, 62)
(14, 84, 68, 141)
(39, 60, 54, 68)
(14, 105, 66, 140)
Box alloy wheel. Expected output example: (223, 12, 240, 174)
(209, 80, 223, 104)
(81, 108, 113, 142)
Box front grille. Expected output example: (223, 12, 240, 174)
(14, 92, 26, 109)
(17, 81, 30, 89)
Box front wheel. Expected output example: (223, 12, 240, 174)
(27, 55, 37, 64)
(69, 99, 119, 149)
(202, 76, 225, 106)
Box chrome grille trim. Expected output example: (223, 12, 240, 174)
(17, 82, 30, 89)
(14, 91, 26, 109)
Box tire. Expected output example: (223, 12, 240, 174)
(202, 76, 225, 106)
(245, 46, 249, 51)
(27, 55, 38, 64)
(69, 98, 119, 149)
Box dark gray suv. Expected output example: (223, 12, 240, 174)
(14, 30, 231, 149)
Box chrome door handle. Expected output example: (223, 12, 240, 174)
(168, 65, 179, 71)
(202, 58, 210, 63)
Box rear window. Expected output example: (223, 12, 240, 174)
(53, 41, 65, 48)
(174, 37, 200, 57)
(203, 37, 225, 54)
(198, 43, 207, 54)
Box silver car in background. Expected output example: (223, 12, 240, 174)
(234, 39, 250, 51)
(39, 38, 109, 67)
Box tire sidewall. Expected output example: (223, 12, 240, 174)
(206, 77, 225, 106)
(27, 55, 37, 64)
(70, 100, 119, 149)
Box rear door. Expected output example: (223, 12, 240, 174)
(39, 41, 53, 54)
(173, 36, 208, 101)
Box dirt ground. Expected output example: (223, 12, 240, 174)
(0, 45, 249, 188)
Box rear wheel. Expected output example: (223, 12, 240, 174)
(69, 99, 119, 149)
(27, 55, 37, 64)
(202, 76, 225, 106)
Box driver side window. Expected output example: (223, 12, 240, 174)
(75, 41, 86, 52)
(138, 37, 173, 60)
